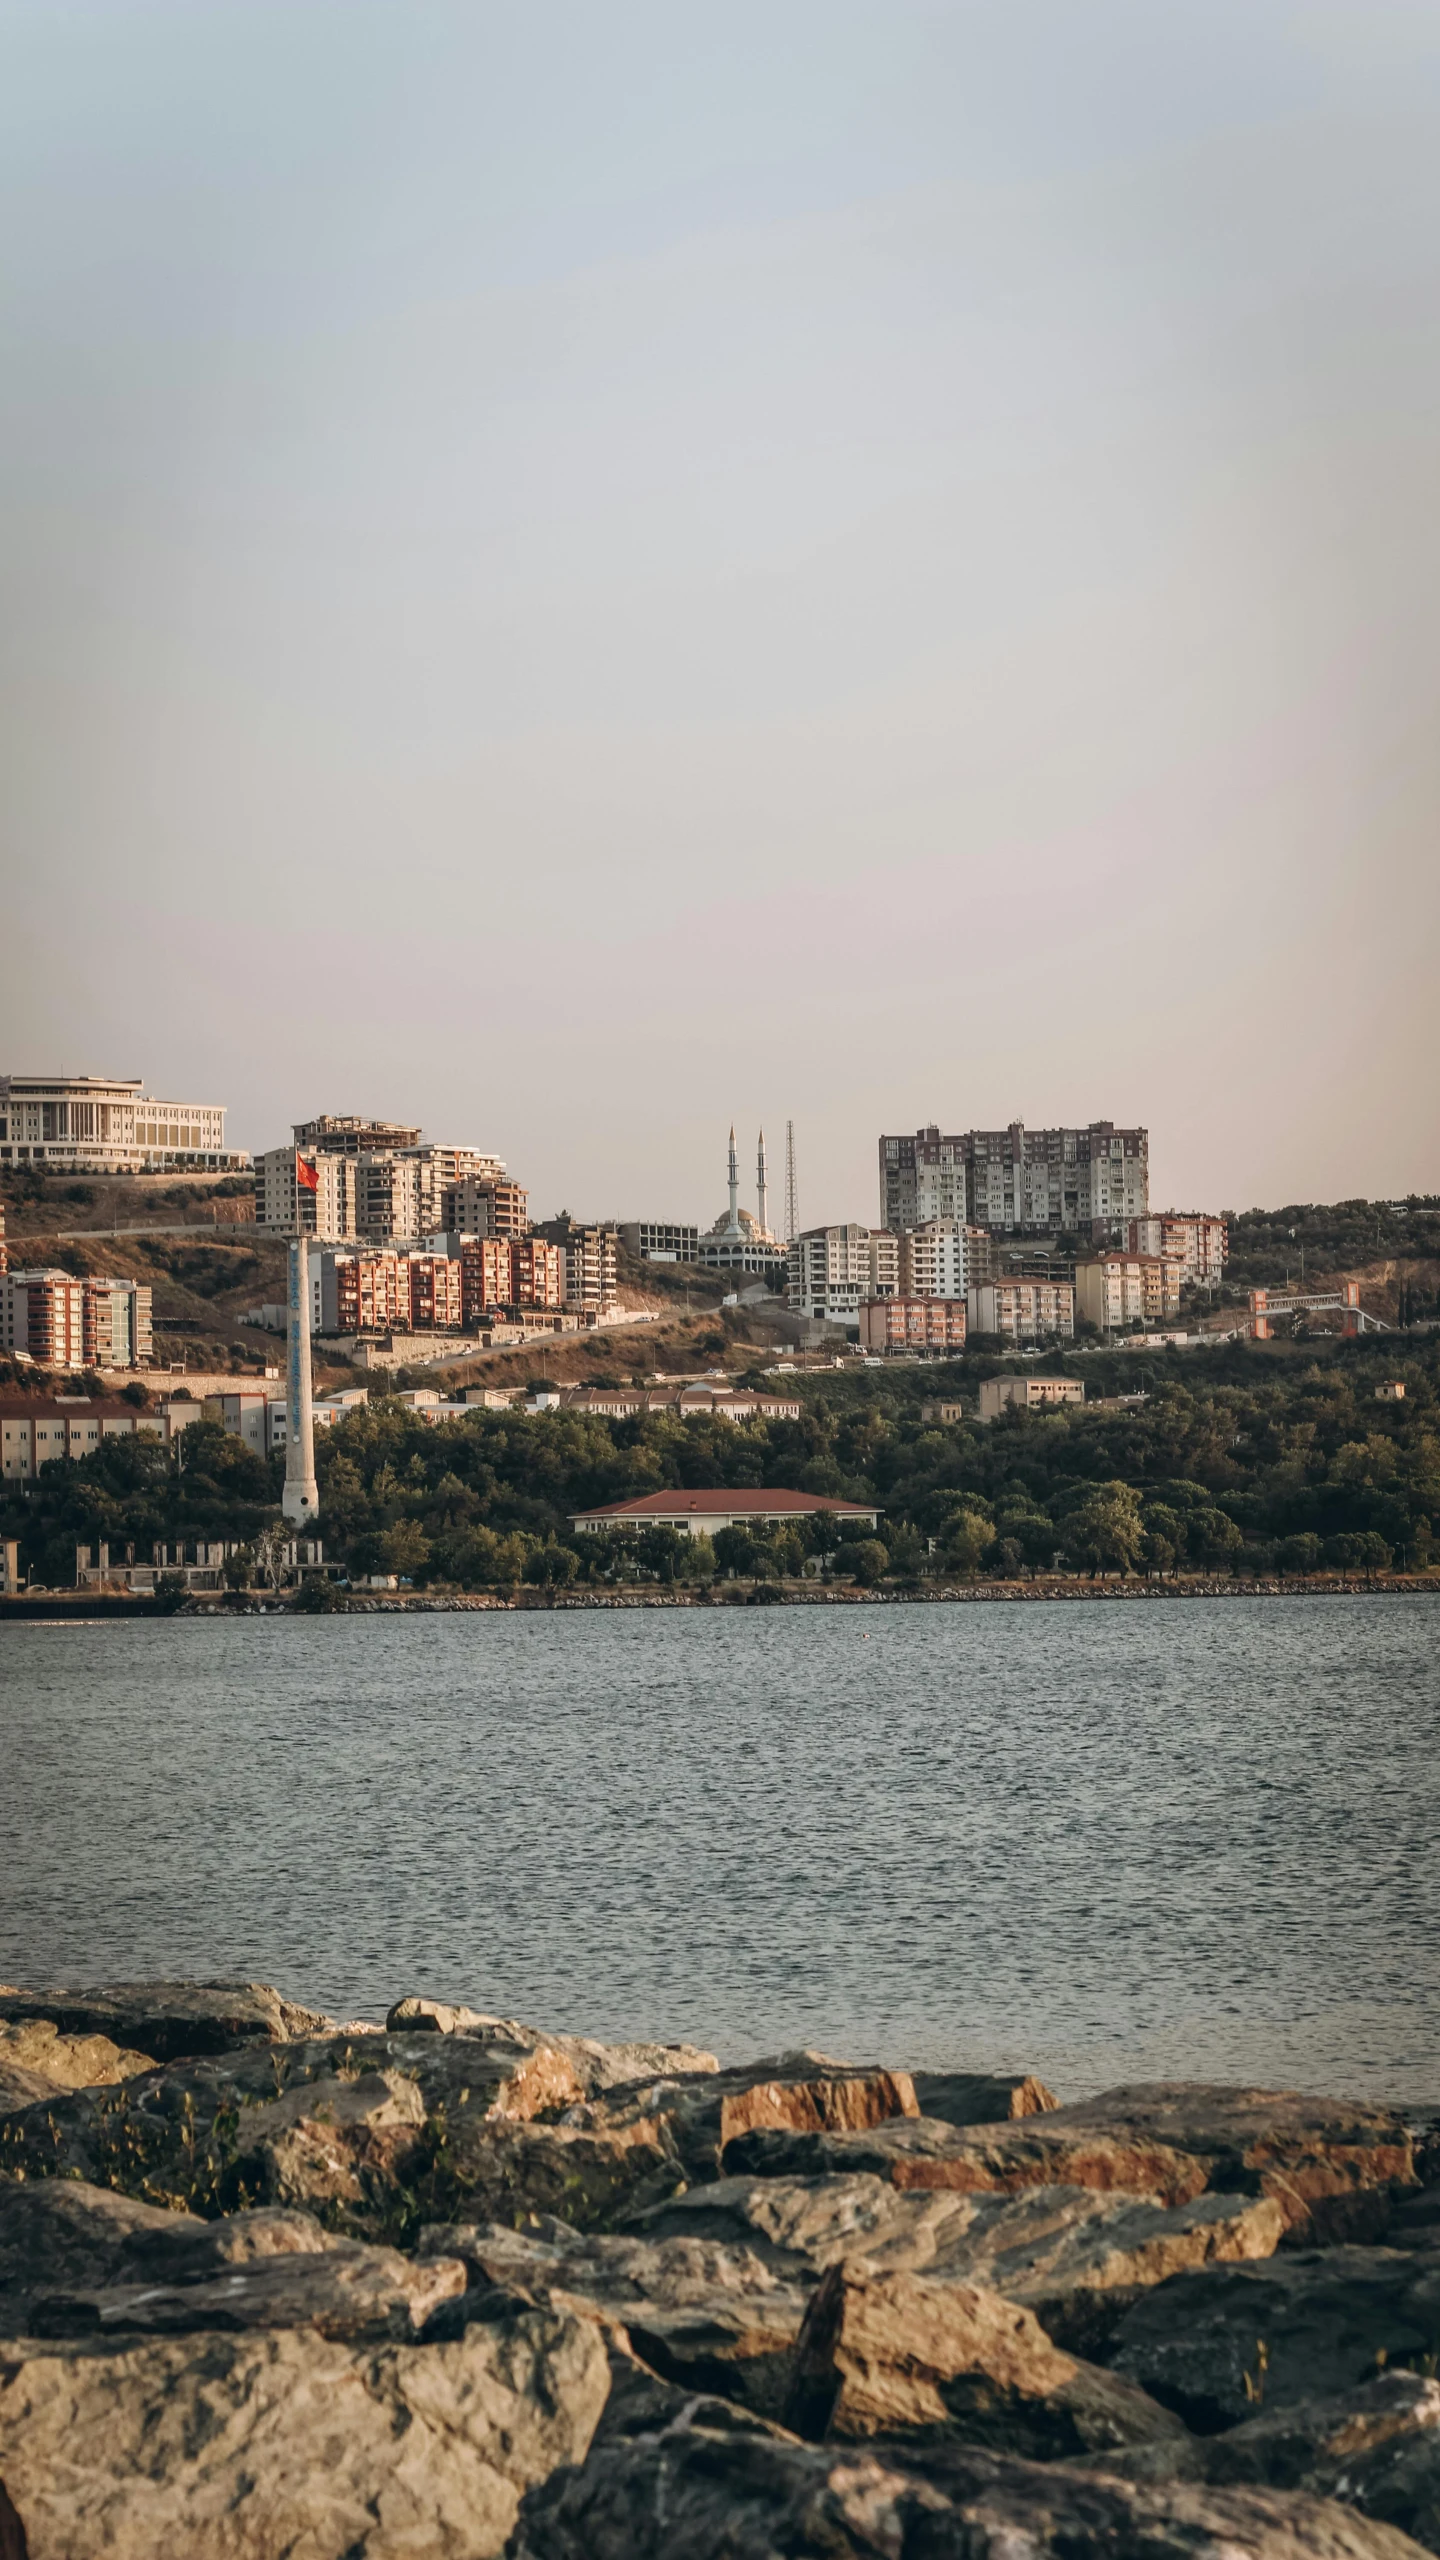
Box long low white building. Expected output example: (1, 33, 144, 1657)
(570, 1487, 881, 1538)
(0, 1074, 244, 1172)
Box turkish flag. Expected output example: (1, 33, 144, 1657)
(296, 1156, 320, 1192)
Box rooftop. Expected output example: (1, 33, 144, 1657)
(572, 1487, 879, 1521)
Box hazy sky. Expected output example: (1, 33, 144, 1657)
(3, 1, 1438, 1225)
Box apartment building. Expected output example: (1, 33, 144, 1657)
(1128, 1214, 1227, 1287)
(979, 1376, 1085, 1419)
(788, 1226, 900, 1324)
(859, 1297, 968, 1353)
(896, 1219, 985, 1300)
(0, 1394, 202, 1481)
(317, 1249, 463, 1335)
(620, 1222, 700, 1264)
(82, 1279, 153, 1369)
(256, 1146, 358, 1240)
(559, 1226, 619, 1312)
(967, 1278, 1076, 1341)
(1076, 1253, 1182, 1331)
(259, 1123, 511, 1243)
(880, 1122, 1148, 1241)
(1, 1271, 85, 1367)
(441, 1175, 529, 1238)
(0, 1074, 240, 1172)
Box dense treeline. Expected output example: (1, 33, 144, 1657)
(5, 1334, 1438, 1589)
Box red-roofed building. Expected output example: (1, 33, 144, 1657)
(570, 1487, 880, 1538)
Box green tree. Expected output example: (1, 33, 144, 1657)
(381, 1520, 431, 1581)
(938, 1505, 996, 1578)
(846, 1539, 890, 1585)
(1063, 1483, 1145, 1577)
(1276, 1532, 1322, 1575)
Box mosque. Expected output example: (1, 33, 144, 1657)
(696, 1128, 787, 1277)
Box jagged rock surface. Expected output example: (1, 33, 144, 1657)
(1110, 2249, 1440, 2431)
(508, 2419, 1434, 2560)
(0, 2178, 205, 2330)
(0, 2295, 609, 2559)
(911, 2070, 1060, 2123)
(29, 2236, 466, 2344)
(725, 2081, 1416, 2242)
(0, 2031, 585, 2238)
(627, 2171, 1283, 2347)
(385, 1995, 719, 2092)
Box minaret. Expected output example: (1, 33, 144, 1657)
(757, 1130, 768, 1240)
(282, 1236, 319, 1524)
(727, 1126, 740, 1236)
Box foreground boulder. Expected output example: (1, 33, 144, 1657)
(0, 1980, 334, 2062)
(1110, 2249, 1440, 2431)
(726, 2082, 1416, 2241)
(509, 2416, 1433, 2560)
(629, 2171, 1283, 2348)
(0, 2295, 609, 2559)
(0, 2031, 586, 2239)
(1080, 2371, 1440, 2555)
(785, 2264, 1187, 2458)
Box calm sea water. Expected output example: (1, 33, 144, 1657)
(2, 1601, 1437, 2105)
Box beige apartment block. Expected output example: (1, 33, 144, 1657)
(979, 1375, 1085, 1420)
(967, 1279, 1076, 1342)
(788, 1225, 900, 1322)
(559, 1226, 620, 1310)
(255, 1146, 357, 1240)
(1076, 1253, 1182, 1331)
(897, 1219, 985, 1299)
(442, 1174, 530, 1237)
(1128, 1213, 1227, 1286)
(0, 1074, 241, 1172)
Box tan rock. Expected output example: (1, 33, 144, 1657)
(0, 2297, 610, 2559)
(785, 2263, 1187, 2458)
(436, 2113, 685, 2232)
(383, 1995, 719, 2093)
(0, 2020, 154, 2090)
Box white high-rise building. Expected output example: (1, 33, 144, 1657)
(897, 1219, 982, 1300)
(788, 1225, 900, 1323)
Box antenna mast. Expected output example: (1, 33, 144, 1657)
(784, 1119, 799, 1243)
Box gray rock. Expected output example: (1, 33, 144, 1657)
(1111, 2249, 1440, 2432)
(626, 2172, 1282, 2348)
(1080, 2370, 1440, 2556)
(912, 2071, 1060, 2123)
(0, 1980, 333, 2062)
(419, 2217, 811, 2419)
(785, 2263, 1188, 2459)
(29, 2237, 467, 2343)
(0, 2295, 610, 2559)
(0, 2177, 204, 2330)
(119, 2202, 345, 2279)
(509, 2418, 1433, 2560)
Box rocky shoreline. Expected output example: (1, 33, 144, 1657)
(2, 1577, 1436, 1622)
(1, 1976, 1438, 2556)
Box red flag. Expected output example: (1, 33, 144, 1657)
(296, 1156, 320, 1192)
